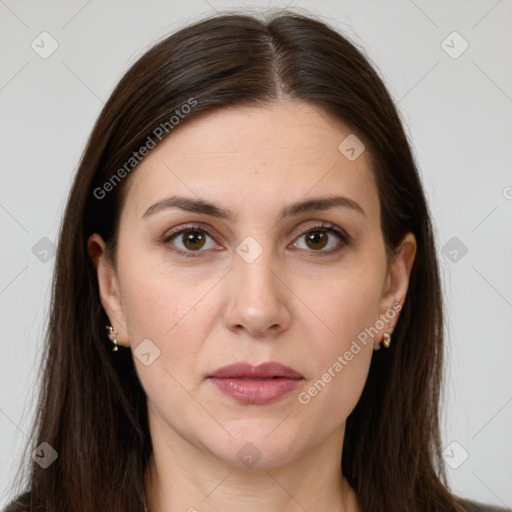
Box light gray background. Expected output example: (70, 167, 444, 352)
(1, 0, 511, 508)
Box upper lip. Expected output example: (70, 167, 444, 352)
(208, 362, 303, 379)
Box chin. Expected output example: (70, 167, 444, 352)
(199, 420, 309, 470)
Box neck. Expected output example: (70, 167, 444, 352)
(144, 420, 360, 512)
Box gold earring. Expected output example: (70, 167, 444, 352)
(106, 325, 119, 351)
(382, 333, 391, 349)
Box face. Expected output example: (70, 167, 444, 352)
(89, 100, 416, 469)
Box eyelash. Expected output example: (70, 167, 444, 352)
(162, 222, 351, 258)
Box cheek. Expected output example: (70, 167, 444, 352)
(293, 263, 384, 423)
(118, 266, 207, 416)
(297, 312, 374, 435)
(116, 251, 222, 381)
(303, 259, 385, 356)
(117, 246, 205, 340)
(122, 275, 178, 339)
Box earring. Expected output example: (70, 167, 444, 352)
(382, 332, 391, 349)
(106, 325, 119, 351)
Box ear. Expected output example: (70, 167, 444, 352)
(376, 232, 417, 349)
(87, 233, 130, 347)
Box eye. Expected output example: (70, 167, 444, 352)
(163, 225, 219, 256)
(292, 223, 350, 253)
(163, 222, 350, 258)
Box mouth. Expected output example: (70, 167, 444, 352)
(207, 362, 304, 405)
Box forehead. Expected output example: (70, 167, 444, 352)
(122, 100, 379, 222)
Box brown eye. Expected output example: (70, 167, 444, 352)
(181, 230, 207, 251)
(305, 230, 329, 250)
(165, 227, 218, 255)
(293, 225, 349, 253)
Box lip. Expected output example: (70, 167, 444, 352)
(207, 362, 304, 405)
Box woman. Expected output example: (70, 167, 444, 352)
(4, 10, 509, 512)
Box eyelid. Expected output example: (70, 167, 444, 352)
(293, 221, 350, 242)
(163, 222, 217, 242)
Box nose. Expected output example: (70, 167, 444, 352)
(223, 247, 292, 337)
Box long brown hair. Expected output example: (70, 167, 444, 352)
(5, 9, 465, 512)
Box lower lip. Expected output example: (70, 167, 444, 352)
(208, 377, 303, 404)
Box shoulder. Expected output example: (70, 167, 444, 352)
(456, 496, 512, 512)
(3, 492, 43, 512)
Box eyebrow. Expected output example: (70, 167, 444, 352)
(142, 194, 366, 221)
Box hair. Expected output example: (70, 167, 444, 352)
(5, 8, 467, 512)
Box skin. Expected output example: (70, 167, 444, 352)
(88, 100, 416, 512)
